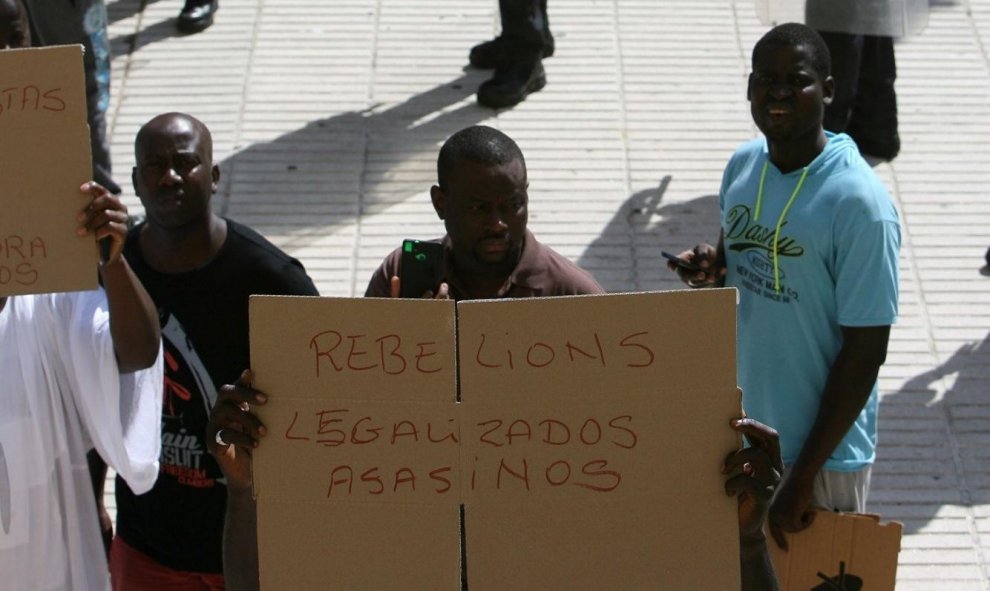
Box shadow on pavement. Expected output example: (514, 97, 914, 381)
(577, 175, 720, 293)
(875, 331, 990, 534)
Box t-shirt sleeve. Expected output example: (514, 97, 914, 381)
(719, 143, 749, 215)
(57, 290, 163, 495)
(277, 259, 320, 296)
(364, 248, 402, 297)
(833, 194, 901, 327)
(570, 270, 606, 295)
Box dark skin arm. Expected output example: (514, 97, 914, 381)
(78, 182, 160, 372)
(768, 325, 891, 549)
(725, 418, 783, 591)
(207, 370, 267, 591)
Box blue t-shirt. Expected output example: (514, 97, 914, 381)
(720, 133, 900, 471)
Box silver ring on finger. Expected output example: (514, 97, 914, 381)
(214, 429, 229, 447)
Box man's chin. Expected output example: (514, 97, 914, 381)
(475, 253, 508, 266)
(473, 246, 519, 268)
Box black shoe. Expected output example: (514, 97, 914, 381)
(177, 0, 218, 33)
(477, 60, 546, 109)
(469, 33, 555, 69)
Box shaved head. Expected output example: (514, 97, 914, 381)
(136, 112, 213, 162)
(132, 112, 220, 231)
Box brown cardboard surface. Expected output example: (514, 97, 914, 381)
(250, 296, 459, 590)
(458, 290, 741, 590)
(250, 290, 742, 590)
(769, 511, 903, 591)
(0, 46, 96, 296)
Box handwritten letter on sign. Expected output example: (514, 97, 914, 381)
(250, 290, 742, 590)
(0, 45, 96, 296)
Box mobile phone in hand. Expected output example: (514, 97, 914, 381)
(661, 250, 702, 273)
(399, 239, 443, 298)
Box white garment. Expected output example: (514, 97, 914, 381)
(0, 290, 162, 590)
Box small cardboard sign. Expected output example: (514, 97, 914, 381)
(0, 45, 96, 297)
(250, 290, 742, 589)
(770, 511, 903, 591)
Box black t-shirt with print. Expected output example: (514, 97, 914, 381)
(115, 219, 318, 574)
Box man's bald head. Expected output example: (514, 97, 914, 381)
(135, 112, 214, 162)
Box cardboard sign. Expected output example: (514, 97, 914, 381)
(250, 290, 742, 589)
(0, 45, 96, 297)
(250, 296, 460, 590)
(770, 511, 903, 591)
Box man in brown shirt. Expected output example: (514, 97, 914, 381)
(209, 125, 784, 590)
(365, 125, 603, 300)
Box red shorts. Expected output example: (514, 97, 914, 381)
(110, 537, 225, 591)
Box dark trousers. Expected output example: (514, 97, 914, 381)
(820, 32, 900, 160)
(23, 0, 118, 192)
(500, 0, 551, 59)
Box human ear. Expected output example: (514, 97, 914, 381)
(131, 167, 139, 196)
(822, 75, 835, 106)
(430, 185, 446, 220)
(211, 163, 221, 193)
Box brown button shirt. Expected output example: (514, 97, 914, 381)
(364, 230, 604, 300)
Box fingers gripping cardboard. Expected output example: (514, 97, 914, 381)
(249, 290, 742, 589)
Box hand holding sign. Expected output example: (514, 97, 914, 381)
(723, 416, 782, 541)
(208, 369, 268, 492)
(769, 467, 818, 551)
(76, 182, 128, 265)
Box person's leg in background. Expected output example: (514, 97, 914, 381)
(819, 31, 863, 135)
(845, 35, 900, 160)
(821, 31, 900, 161)
(177, 0, 218, 34)
(473, 0, 551, 109)
(470, 0, 553, 68)
(23, 0, 121, 194)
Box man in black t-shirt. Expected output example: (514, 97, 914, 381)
(95, 112, 318, 590)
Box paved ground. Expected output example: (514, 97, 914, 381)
(102, 0, 990, 587)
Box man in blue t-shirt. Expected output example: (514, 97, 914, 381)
(669, 23, 900, 549)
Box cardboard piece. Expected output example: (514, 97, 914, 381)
(250, 296, 460, 590)
(250, 289, 742, 589)
(769, 511, 903, 591)
(456, 290, 741, 590)
(0, 45, 96, 297)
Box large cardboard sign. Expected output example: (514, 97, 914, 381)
(770, 511, 903, 591)
(250, 290, 742, 589)
(0, 45, 96, 296)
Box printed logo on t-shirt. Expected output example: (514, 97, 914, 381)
(160, 311, 223, 488)
(724, 204, 803, 304)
